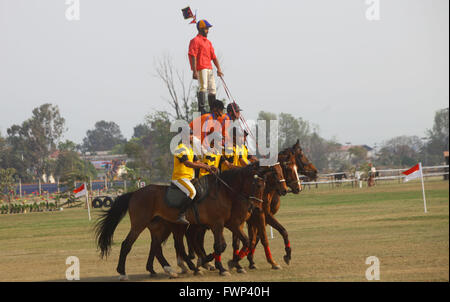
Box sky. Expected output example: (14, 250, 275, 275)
(0, 0, 448, 147)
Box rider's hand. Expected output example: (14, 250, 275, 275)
(217, 69, 224, 77)
(193, 70, 199, 80)
(209, 166, 218, 174)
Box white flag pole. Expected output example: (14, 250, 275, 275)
(85, 183, 91, 221)
(419, 163, 427, 213)
(270, 226, 274, 239)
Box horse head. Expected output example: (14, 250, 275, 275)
(257, 162, 288, 196)
(278, 148, 302, 194)
(292, 139, 318, 181)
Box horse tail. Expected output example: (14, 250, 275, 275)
(95, 192, 134, 259)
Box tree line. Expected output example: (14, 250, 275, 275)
(1, 102, 447, 187)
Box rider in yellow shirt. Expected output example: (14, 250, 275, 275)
(172, 129, 217, 224)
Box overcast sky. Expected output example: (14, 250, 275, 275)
(0, 0, 448, 147)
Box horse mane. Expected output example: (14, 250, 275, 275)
(213, 162, 259, 187)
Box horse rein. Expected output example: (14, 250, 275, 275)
(211, 171, 264, 205)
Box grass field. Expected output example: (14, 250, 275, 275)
(0, 179, 448, 282)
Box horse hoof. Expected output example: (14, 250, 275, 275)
(237, 268, 247, 274)
(118, 274, 129, 281)
(203, 263, 215, 271)
(220, 271, 231, 277)
(227, 260, 236, 270)
(194, 270, 204, 276)
(249, 264, 257, 270)
(272, 264, 282, 270)
(164, 266, 178, 278)
(169, 273, 179, 279)
(283, 255, 291, 265)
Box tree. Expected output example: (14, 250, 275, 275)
(82, 120, 126, 152)
(6, 103, 66, 180)
(0, 168, 16, 203)
(155, 53, 196, 121)
(348, 146, 368, 166)
(376, 136, 423, 167)
(278, 113, 312, 150)
(425, 107, 449, 165)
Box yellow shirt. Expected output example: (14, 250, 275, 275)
(199, 150, 222, 177)
(221, 145, 240, 171)
(238, 144, 249, 167)
(172, 143, 196, 181)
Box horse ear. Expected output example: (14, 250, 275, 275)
(293, 139, 300, 149)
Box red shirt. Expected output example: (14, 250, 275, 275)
(188, 34, 217, 71)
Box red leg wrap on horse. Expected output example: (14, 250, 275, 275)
(238, 247, 249, 259)
(251, 248, 256, 256)
(285, 241, 291, 249)
(234, 249, 239, 256)
(213, 253, 221, 262)
(264, 247, 272, 259)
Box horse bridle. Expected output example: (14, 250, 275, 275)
(280, 158, 302, 189)
(266, 162, 286, 185)
(211, 172, 264, 205)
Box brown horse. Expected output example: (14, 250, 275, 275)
(245, 140, 318, 269)
(95, 162, 282, 279)
(143, 162, 288, 277)
(227, 147, 302, 272)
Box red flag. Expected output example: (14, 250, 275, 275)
(73, 183, 87, 197)
(402, 163, 422, 182)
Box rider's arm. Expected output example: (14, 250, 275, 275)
(212, 58, 223, 77)
(182, 156, 216, 173)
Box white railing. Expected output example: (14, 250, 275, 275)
(301, 165, 449, 186)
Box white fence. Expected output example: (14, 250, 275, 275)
(301, 165, 449, 187)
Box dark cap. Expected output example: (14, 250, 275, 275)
(213, 100, 224, 110)
(226, 102, 242, 113)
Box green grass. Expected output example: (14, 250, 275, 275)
(0, 180, 448, 282)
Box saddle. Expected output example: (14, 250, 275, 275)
(163, 176, 210, 210)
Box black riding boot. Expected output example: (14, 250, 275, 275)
(197, 91, 208, 115)
(176, 198, 191, 225)
(208, 94, 216, 113)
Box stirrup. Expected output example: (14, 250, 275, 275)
(176, 213, 190, 225)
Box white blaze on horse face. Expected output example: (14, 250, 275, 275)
(293, 164, 301, 188)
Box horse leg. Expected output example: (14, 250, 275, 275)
(227, 231, 246, 273)
(256, 211, 281, 269)
(211, 224, 229, 276)
(116, 224, 145, 280)
(227, 222, 251, 273)
(192, 227, 215, 271)
(185, 227, 196, 260)
(145, 226, 178, 278)
(247, 221, 259, 270)
(173, 225, 201, 275)
(266, 213, 291, 265)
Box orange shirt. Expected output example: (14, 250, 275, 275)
(189, 112, 223, 144)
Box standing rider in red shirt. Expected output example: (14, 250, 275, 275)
(188, 19, 224, 115)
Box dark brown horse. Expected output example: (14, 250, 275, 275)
(143, 163, 288, 277)
(95, 162, 282, 279)
(245, 140, 318, 269)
